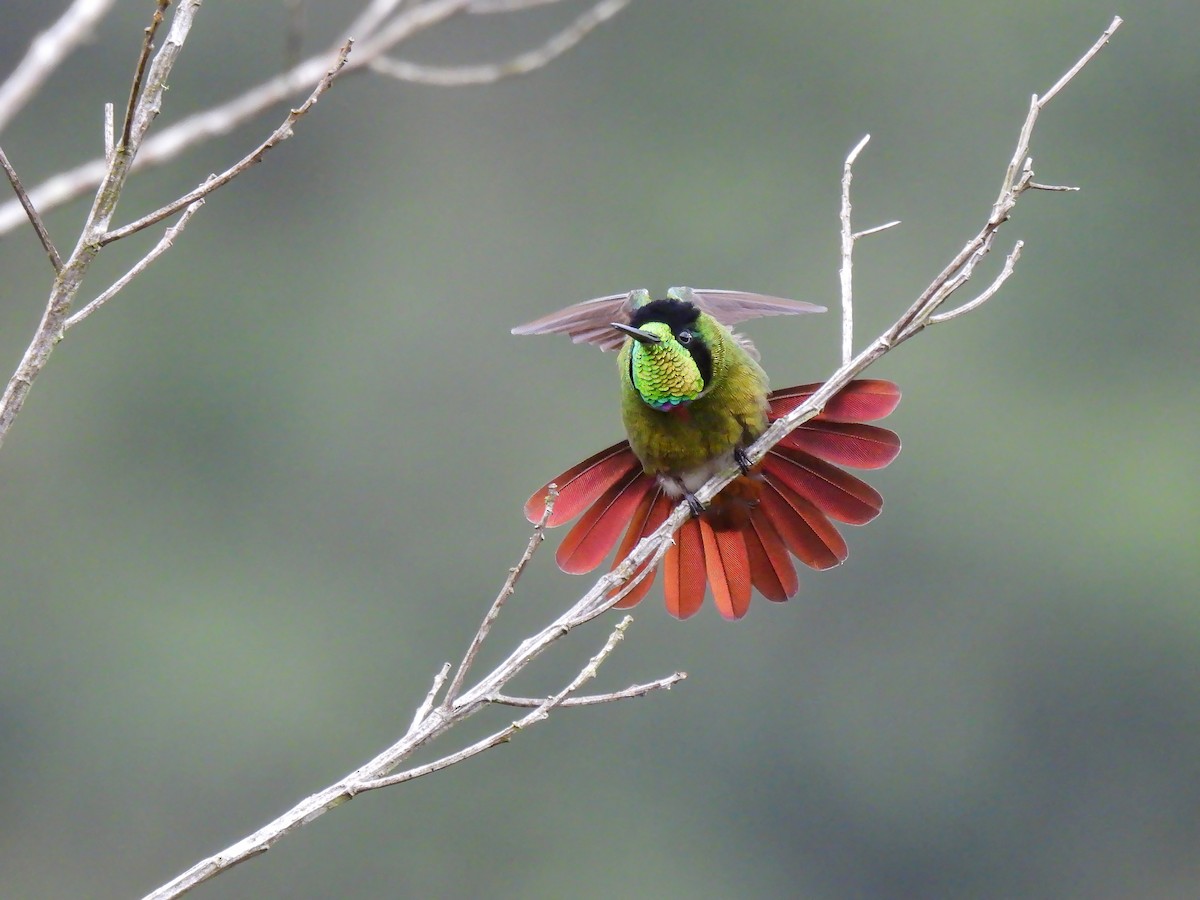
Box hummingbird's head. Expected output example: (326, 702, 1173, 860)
(613, 298, 716, 411)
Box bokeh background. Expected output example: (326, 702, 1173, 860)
(1, 2, 1197, 898)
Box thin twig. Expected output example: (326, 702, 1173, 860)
(490, 672, 686, 707)
(837, 136, 900, 366)
(0, 0, 642, 237)
(121, 0, 171, 150)
(853, 220, 900, 240)
(370, 0, 633, 86)
(63, 197, 205, 331)
(443, 486, 557, 706)
(409, 662, 452, 732)
(0, 0, 205, 455)
(0, 144, 62, 272)
(997, 15, 1122, 204)
(360, 616, 636, 791)
(839, 134, 869, 364)
(100, 40, 353, 246)
(929, 241, 1023, 324)
(0, 0, 117, 134)
(1027, 181, 1079, 192)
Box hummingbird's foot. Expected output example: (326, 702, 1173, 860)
(734, 447, 752, 475)
(684, 493, 705, 518)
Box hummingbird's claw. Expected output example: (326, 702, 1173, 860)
(684, 493, 705, 518)
(734, 447, 752, 475)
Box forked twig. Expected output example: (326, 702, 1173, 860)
(361, 615, 637, 791)
(64, 196, 206, 330)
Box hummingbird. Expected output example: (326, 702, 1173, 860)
(512, 287, 900, 620)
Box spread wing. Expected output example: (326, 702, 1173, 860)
(510, 291, 638, 352)
(511, 287, 825, 352)
(673, 287, 826, 325)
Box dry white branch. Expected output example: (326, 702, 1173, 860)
(0, 0, 638, 236)
(0, 0, 205, 453)
(0, 10, 356, 453)
(63, 196, 206, 330)
(0, 144, 62, 271)
(101, 40, 351, 246)
(141, 512, 676, 900)
(359, 615, 637, 791)
(929, 240, 1023, 324)
(370, 0, 633, 86)
(444, 485, 557, 704)
(837, 134, 899, 365)
(489, 672, 687, 707)
(0, 0, 117, 134)
(409, 662, 453, 732)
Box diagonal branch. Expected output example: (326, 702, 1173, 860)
(0, 0, 205, 455)
(0, 0, 641, 237)
(64, 195, 206, 330)
(444, 486, 557, 706)
(370, 0, 634, 86)
(120, 0, 171, 150)
(359, 614, 636, 791)
(0, 144, 62, 271)
(489, 672, 686, 707)
(100, 40, 352, 246)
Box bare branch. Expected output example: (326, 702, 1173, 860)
(409, 662, 453, 732)
(490, 672, 687, 707)
(929, 240, 1023, 324)
(0, 144, 62, 271)
(998, 16, 1123, 203)
(444, 485, 557, 706)
(0, 0, 117, 134)
(120, 0, 171, 150)
(1040, 16, 1123, 106)
(63, 196, 205, 331)
(100, 40, 353, 246)
(360, 615, 636, 792)
(838, 134, 870, 364)
(0, 0, 642, 237)
(1027, 181, 1079, 192)
(0, 0, 205, 454)
(837, 136, 899, 367)
(853, 220, 900, 240)
(370, 0, 634, 86)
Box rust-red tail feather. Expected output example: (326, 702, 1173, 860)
(528, 379, 900, 619)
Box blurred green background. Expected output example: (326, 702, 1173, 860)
(1, 2, 1197, 898)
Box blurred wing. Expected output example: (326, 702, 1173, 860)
(510, 290, 643, 352)
(672, 287, 826, 326)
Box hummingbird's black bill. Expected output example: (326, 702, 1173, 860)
(610, 322, 662, 344)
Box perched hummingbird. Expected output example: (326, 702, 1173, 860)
(513, 287, 900, 620)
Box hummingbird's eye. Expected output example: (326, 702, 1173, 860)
(677, 330, 694, 345)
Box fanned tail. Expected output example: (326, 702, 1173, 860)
(524, 379, 901, 619)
